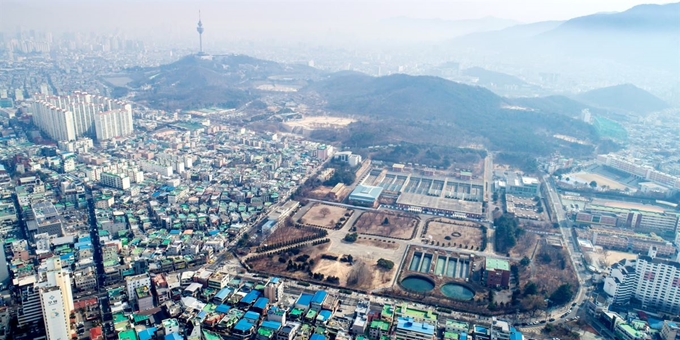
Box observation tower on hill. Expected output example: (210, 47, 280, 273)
(196, 11, 204, 54)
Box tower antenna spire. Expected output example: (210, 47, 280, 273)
(196, 10, 204, 54)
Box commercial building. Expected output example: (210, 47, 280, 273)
(31, 91, 133, 142)
(483, 258, 510, 288)
(333, 151, 362, 167)
(40, 286, 70, 340)
(604, 247, 680, 315)
(395, 317, 436, 340)
(126, 273, 151, 303)
(348, 185, 383, 208)
(26, 201, 64, 238)
(661, 321, 680, 340)
(504, 173, 540, 197)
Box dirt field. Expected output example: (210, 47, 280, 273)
(284, 116, 356, 129)
(301, 203, 351, 228)
(566, 172, 631, 190)
(355, 237, 400, 250)
(266, 225, 323, 244)
(425, 219, 483, 246)
(248, 241, 394, 291)
(588, 249, 638, 267)
(354, 211, 418, 240)
(306, 186, 333, 199)
(314, 259, 354, 285)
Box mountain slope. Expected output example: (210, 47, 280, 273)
(312, 72, 505, 120)
(547, 3, 680, 33)
(452, 20, 563, 47)
(461, 67, 528, 88)
(576, 84, 669, 114)
(306, 72, 599, 155)
(130, 54, 321, 110)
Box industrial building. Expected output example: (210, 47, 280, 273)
(503, 172, 541, 197)
(348, 185, 383, 208)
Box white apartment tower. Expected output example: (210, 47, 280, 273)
(605, 247, 680, 315)
(31, 91, 133, 142)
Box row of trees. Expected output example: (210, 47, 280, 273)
(256, 227, 328, 253)
(493, 214, 522, 253)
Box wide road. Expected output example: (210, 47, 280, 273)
(483, 153, 494, 222)
(541, 175, 589, 318)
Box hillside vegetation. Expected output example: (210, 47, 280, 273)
(307, 72, 602, 157)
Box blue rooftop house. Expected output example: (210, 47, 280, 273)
(244, 311, 261, 323)
(348, 185, 383, 208)
(396, 317, 436, 340)
(311, 290, 328, 310)
(261, 220, 278, 237)
(239, 290, 261, 307)
(473, 324, 491, 340)
(295, 293, 313, 310)
(310, 334, 327, 340)
(510, 327, 524, 340)
(215, 304, 231, 314)
(165, 334, 182, 340)
(138, 327, 157, 340)
(213, 287, 233, 304)
(251, 297, 270, 314)
(233, 319, 255, 338)
(316, 310, 333, 323)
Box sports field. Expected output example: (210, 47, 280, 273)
(566, 172, 632, 190)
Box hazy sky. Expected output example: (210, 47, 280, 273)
(3, 0, 678, 42)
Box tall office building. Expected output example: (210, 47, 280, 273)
(38, 257, 74, 320)
(31, 91, 133, 142)
(40, 286, 70, 340)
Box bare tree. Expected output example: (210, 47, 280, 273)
(319, 207, 331, 218)
(602, 250, 610, 266)
(346, 260, 371, 287)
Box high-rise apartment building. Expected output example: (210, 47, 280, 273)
(31, 91, 132, 142)
(604, 247, 680, 314)
(100, 172, 131, 190)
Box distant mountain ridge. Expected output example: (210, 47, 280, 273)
(450, 2, 680, 92)
(461, 67, 528, 88)
(547, 3, 680, 33)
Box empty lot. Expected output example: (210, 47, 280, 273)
(354, 211, 418, 240)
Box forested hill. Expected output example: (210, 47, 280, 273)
(576, 84, 670, 114)
(305, 72, 602, 156)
